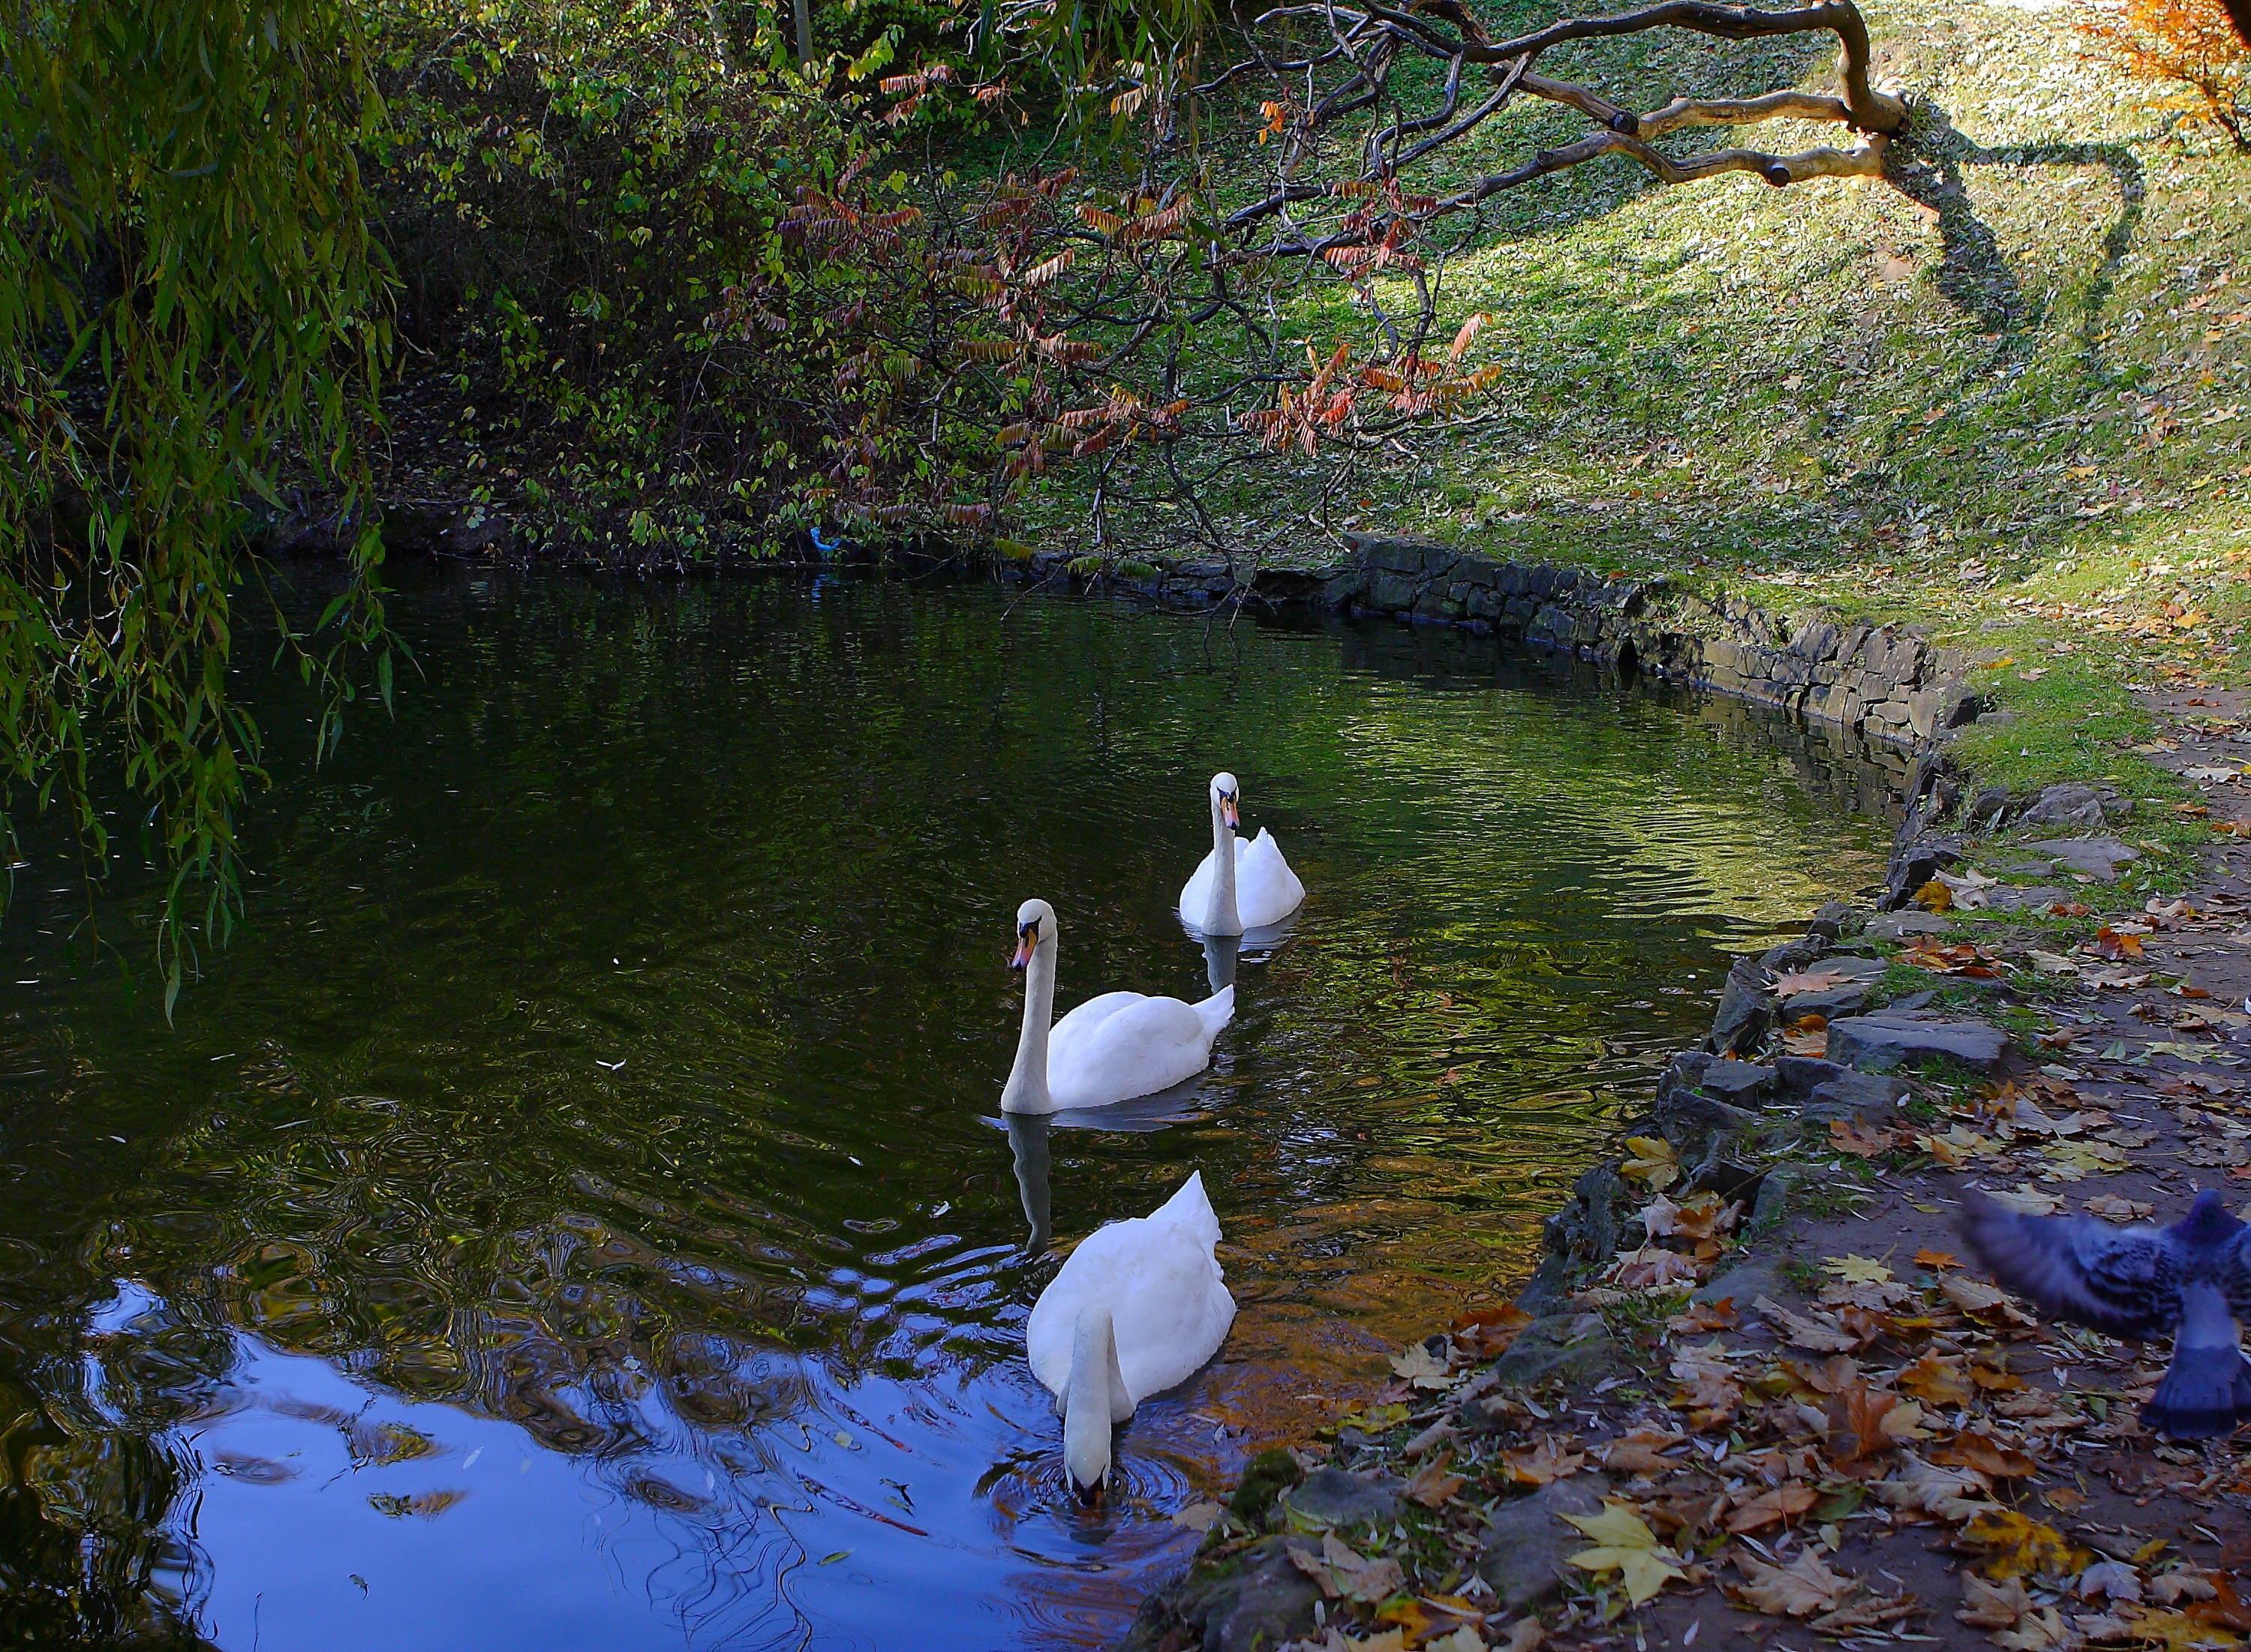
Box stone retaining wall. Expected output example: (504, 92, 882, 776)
(1028, 534, 1993, 748)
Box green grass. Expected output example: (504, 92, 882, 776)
(1014, 0, 2250, 800)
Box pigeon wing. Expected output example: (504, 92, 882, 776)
(1961, 1195, 2179, 1340)
(2225, 1224, 2251, 1323)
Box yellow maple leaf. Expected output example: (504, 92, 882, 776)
(1564, 1502, 1686, 1604)
(1620, 1137, 1680, 1190)
(1961, 1508, 2087, 1580)
(1823, 1255, 1893, 1285)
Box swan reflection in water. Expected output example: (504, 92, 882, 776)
(1006, 1112, 1052, 1254)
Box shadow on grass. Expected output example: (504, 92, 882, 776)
(1886, 101, 2145, 377)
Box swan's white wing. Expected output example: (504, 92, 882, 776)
(1047, 994, 1216, 1109)
(1112, 1225, 1234, 1400)
(1236, 830, 1306, 928)
(1047, 990, 1146, 1077)
(1149, 1170, 1222, 1252)
(1191, 984, 1234, 1041)
(1178, 847, 1221, 923)
(1027, 1215, 1151, 1395)
(1028, 1213, 1234, 1404)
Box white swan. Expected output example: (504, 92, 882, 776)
(1000, 899, 1233, 1115)
(1177, 771, 1305, 936)
(1027, 1171, 1236, 1500)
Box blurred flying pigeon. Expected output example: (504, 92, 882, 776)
(1962, 1188, 2251, 1440)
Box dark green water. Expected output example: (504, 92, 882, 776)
(0, 569, 1895, 1650)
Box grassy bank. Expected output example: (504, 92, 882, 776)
(1012, 0, 2248, 803)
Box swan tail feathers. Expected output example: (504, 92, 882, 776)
(1194, 984, 1235, 1038)
(1153, 1170, 1224, 1252)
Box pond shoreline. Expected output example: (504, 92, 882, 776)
(1111, 716, 2251, 1650)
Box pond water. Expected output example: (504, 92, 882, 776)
(0, 569, 1897, 1651)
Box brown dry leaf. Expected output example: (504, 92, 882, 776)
(1931, 1433, 2037, 1479)
(1960, 1572, 2039, 1629)
(1783, 1025, 1830, 1056)
(1405, 1459, 1467, 1512)
(1504, 1435, 1585, 1486)
(1830, 1119, 1901, 1157)
(1733, 1548, 1861, 1617)
(1289, 1532, 1408, 1604)
(2086, 1194, 2158, 1222)
(1915, 879, 1955, 912)
(1826, 1382, 1903, 1469)
(1756, 1296, 1863, 1353)
(1914, 1248, 1960, 1270)
(1598, 1428, 1686, 1476)
(1724, 1481, 1817, 1533)
(1669, 1297, 1740, 1332)
(1872, 1452, 1992, 1521)
(2088, 927, 2147, 962)
(1898, 1354, 1975, 1407)
(1771, 966, 1853, 996)
(1782, 1353, 1862, 1395)
(1453, 1305, 1534, 1359)
(1943, 1273, 2035, 1321)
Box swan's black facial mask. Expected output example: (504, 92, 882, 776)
(1220, 792, 1240, 831)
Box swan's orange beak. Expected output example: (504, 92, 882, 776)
(1221, 792, 1240, 831)
(1010, 921, 1038, 972)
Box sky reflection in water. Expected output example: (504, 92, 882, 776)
(0, 571, 1895, 1649)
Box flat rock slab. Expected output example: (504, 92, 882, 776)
(2025, 837, 2141, 882)
(1978, 885, 2076, 912)
(1782, 981, 1869, 1017)
(1804, 1070, 1913, 1124)
(1827, 1013, 2007, 1073)
(1281, 1467, 1402, 1531)
(1477, 1476, 1611, 1613)
(1488, 1312, 1618, 1388)
(1700, 1059, 1775, 1104)
(1867, 912, 1949, 939)
(1165, 1534, 1323, 1652)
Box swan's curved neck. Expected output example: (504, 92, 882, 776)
(1001, 938, 1057, 1113)
(1063, 1304, 1123, 1497)
(1203, 791, 1240, 935)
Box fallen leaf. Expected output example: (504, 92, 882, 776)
(1733, 1548, 1860, 1616)
(1597, 1428, 1686, 1476)
(1826, 1382, 1903, 1469)
(1930, 1433, 2037, 1478)
(2076, 1559, 2145, 1604)
(1899, 1354, 1975, 1407)
(1289, 1532, 1408, 1603)
(2085, 1194, 2156, 1222)
(1173, 1501, 1224, 1531)
(1390, 1341, 1453, 1388)
(1669, 1297, 1740, 1332)
(1960, 1507, 2084, 1580)
(1914, 1248, 1960, 1270)
(1873, 1451, 1992, 1521)
(1504, 1436, 1585, 1486)
(2088, 928, 2147, 962)
(1830, 1119, 1899, 1156)
(1756, 1296, 1864, 1353)
(2111, 1608, 2241, 1651)
(1915, 879, 1954, 912)
(1977, 1185, 2063, 1218)
(1621, 1136, 1680, 1190)
(1824, 1256, 1894, 1286)
(1725, 1482, 1817, 1533)
(1563, 1501, 1687, 1605)
(1770, 966, 1853, 996)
